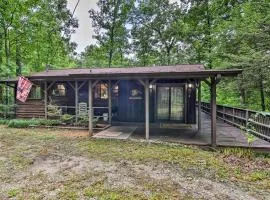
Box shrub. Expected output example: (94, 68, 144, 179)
(38, 119, 61, 126)
(47, 104, 62, 117)
(8, 119, 40, 128)
(7, 119, 61, 128)
(77, 116, 98, 127)
(0, 119, 9, 125)
(60, 114, 74, 124)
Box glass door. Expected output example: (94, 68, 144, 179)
(156, 86, 184, 122)
(170, 87, 184, 121)
(157, 86, 170, 120)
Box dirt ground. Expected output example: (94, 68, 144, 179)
(0, 126, 269, 200)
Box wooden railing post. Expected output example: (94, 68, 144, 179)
(210, 77, 217, 147)
(145, 79, 150, 141)
(232, 107, 235, 124)
(222, 106, 225, 122)
(88, 80, 93, 136)
(245, 110, 249, 128)
(44, 81, 48, 119)
(75, 80, 78, 123)
(198, 81, 202, 133)
(108, 80, 112, 125)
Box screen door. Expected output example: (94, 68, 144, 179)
(157, 86, 184, 121)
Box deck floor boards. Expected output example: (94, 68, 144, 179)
(130, 112, 270, 148)
(92, 111, 270, 148)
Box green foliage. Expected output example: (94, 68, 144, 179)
(47, 104, 62, 117)
(7, 188, 20, 198)
(7, 119, 61, 128)
(88, 0, 134, 67)
(0, 104, 16, 119)
(0, 0, 269, 112)
(8, 119, 40, 128)
(223, 147, 255, 159)
(0, 119, 9, 125)
(0, 0, 78, 79)
(60, 114, 74, 124)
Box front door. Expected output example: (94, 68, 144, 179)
(156, 86, 185, 122)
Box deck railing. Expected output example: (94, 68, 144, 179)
(47, 105, 111, 121)
(201, 102, 270, 142)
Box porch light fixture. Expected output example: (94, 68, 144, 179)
(149, 84, 153, 89)
(188, 83, 194, 88)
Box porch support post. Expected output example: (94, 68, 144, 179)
(108, 80, 112, 125)
(14, 83, 17, 104)
(5, 83, 8, 118)
(198, 81, 202, 133)
(145, 79, 150, 141)
(5, 83, 8, 105)
(75, 80, 78, 123)
(210, 77, 217, 147)
(88, 80, 93, 136)
(44, 81, 48, 119)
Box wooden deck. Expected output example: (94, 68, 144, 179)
(128, 112, 270, 148)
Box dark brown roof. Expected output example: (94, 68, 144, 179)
(30, 64, 205, 77)
(0, 65, 242, 82)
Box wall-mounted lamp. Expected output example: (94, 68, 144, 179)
(149, 84, 153, 89)
(187, 83, 194, 98)
(188, 83, 194, 88)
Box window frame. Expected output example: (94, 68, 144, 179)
(94, 83, 108, 100)
(28, 85, 42, 100)
(51, 83, 67, 97)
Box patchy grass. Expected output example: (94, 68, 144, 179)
(0, 126, 269, 199)
(7, 188, 20, 198)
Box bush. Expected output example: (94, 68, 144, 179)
(0, 119, 9, 125)
(8, 119, 40, 128)
(60, 114, 74, 124)
(38, 119, 61, 126)
(7, 119, 61, 128)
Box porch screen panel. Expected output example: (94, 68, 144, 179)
(170, 87, 184, 121)
(157, 87, 170, 120)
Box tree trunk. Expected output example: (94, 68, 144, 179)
(4, 27, 10, 70)
(166, 47, 171, 65)
(259, 73, 266, 111)
(120, 48, 123, 66)
(108, 0, 120, 68)
(108, 49, 113, 68)
(16, 39, 22, 76)
(206, 0, 212, 69)
(0, 37, 3, 66)
(240, 88, 246, 105)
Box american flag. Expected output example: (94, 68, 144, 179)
(16, 76, 33, 103)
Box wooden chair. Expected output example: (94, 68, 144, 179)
(78, 102, 88, 116)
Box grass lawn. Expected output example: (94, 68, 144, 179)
(0, 125, 269, 199)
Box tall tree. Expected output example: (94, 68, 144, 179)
(132, 0, 185, 65)
(89, 0, 134, 67)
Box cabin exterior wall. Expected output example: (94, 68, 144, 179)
(14, 79, 197, 124)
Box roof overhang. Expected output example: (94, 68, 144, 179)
(0, 67, 243, 83)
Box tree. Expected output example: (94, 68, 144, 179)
(89, 0, 134, 67)
(132, 0, 186, 65)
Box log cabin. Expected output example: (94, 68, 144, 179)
(0, 65, 242, 146)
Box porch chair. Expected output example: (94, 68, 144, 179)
(78, 102, 88, 116)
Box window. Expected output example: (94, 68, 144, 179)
(94, 83, 108, 99)
(52, 84, 66, 96)
(29, 85, 41, 99)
